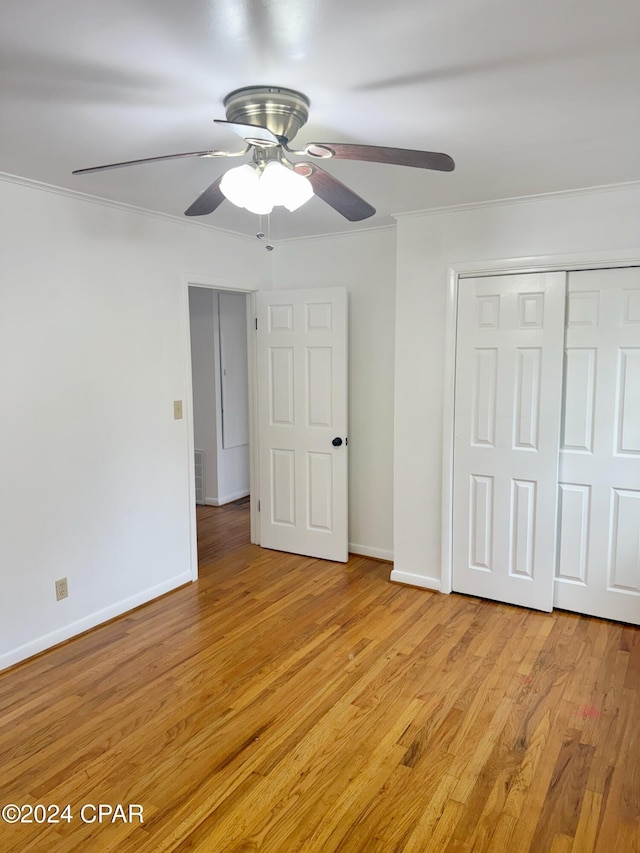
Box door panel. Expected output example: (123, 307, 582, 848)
(452, 273, 567, 611)
(271, 449, 295, 526)
(555, 268, 640, 623)
(257, 288, 348, 562)
(269, 348, 294, 424)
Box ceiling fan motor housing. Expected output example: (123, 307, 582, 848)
(223, 86, 310, 143)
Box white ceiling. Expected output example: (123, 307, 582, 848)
(1, 0, 639, 239)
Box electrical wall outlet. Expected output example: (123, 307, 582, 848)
(55, 577, 68, 601)
(173, 400, 183, 420)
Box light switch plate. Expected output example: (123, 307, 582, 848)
(173, 400, 183, 420)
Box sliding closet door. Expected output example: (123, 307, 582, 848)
(452, 273, 566, 611)
(555, 267, 640, 624)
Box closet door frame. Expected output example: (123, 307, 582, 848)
(441, 248, 640, 595)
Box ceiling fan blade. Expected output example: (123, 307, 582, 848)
(294, 163, 375, 221)
(72, 150, 223, 175)
(214, 120, 280, 148)
(305, 143, 455, 172)
(184, 176, 226, 216)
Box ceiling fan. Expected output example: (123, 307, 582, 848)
(72, 85, 455, 222)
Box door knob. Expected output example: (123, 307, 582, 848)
(332, 437, 343, 447)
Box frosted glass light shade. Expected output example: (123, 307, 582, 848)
(219, 161, 313, 215)
(220, 164, 272, 214)
(260, 161, 314, 211)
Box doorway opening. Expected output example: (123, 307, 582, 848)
(184, 281, 350, 579)
(185, 279, 258, 580)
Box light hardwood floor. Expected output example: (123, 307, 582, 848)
(0, 502, 639, 852)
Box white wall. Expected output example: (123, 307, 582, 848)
(189, 287, 219, 502)
(218, 291, 250, 450)
(393, 183, 640, 590)
(189, 287, 250, 505)
(0, 175, 264, 670)
(209, 290, 250, 504)
(271, 227, 397, 561)
(216, 291, 250, 503)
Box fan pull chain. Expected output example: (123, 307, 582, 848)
(265, 213, 274, 252)
(256, 214, 274, 251)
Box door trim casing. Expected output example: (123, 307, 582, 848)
(441, 249, 640, 595)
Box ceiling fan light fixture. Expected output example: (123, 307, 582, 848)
(219, 161, 313, 215)
(73, 84, 454, 224)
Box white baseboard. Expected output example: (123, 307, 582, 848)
(349, 543, 394, 562)
(204, 490, 250, 507)
(389, 569, 443, 592)
(0, 571, 192, 672)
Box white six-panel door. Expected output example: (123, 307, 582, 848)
(256, 288, 348, 563)
(555, 268, 640, 624)
(452, 273, 567, 611)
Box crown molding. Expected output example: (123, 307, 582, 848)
(0, 170, 399, 244)
(0, 171, 256, 243)
(393, 180, 640, 221)
(275, 221, 397, 245)
(9, 170, 636, 242)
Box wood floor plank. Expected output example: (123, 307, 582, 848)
(0, 502, 638, 852)
(573, 789, 604, 853)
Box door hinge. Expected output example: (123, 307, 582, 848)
(258, 500, 261, 512)
(255, 317, 258, 330)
